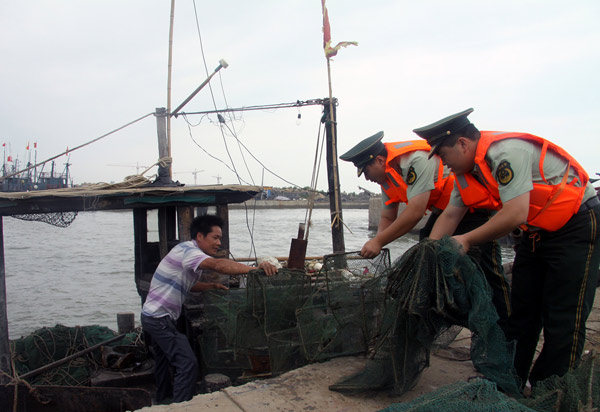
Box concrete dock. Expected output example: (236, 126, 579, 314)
(137, 328, 477, 412)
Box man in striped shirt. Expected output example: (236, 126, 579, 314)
(141, 214, 278, 404)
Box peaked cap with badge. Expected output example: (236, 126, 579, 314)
(413, 108, 474, 158)
(339, 131, 385, 177)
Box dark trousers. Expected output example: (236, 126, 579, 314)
(141, 313, 198, 403)
(420, 209, 511, 330)
(505, 204, 600, 387)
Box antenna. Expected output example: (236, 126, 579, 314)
(173, 169, 204, 185)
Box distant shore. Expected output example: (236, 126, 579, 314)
(229, 200, 369, 209)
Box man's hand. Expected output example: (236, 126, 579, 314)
(258, 261, 278, 276)
(210, 282, 229, 290)
(451, 234, 470, 254)
(191, 281, 229, 292)
(361, 238, 383, 259)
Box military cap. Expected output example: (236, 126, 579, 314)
(413, 108, 474, 158)
(339, 131, 385, 177)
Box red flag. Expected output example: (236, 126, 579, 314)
(26, 141, 29, 150)
(7, 156, 12, 162)
(34, 142, 37, 149)
(1, 143, 5, 147)
(321, 0, 358, 59)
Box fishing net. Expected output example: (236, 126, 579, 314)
(10, 324, 143, 386)
(11, 211, 78, 227)
(379, 379, 534, 412)
(198, 250, 390, 377)
(329, 236, 521, 396)
(380, 351, 600, 412)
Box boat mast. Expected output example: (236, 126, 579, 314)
(323, 99, 345, 254)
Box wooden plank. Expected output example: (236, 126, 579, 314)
(0, 189, 257, 216)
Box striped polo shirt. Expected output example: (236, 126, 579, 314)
(142, 240, 210, 320)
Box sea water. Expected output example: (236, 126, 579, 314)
(3, 208, 514, 339)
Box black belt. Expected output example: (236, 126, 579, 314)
(578, 195, 600, 214)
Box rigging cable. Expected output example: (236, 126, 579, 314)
(0, 112, 154, 182)
(218, 75, 259, 258)
(192, 0, 258, 259)
(304, 121, 326, 241)
(182, 115, 252, 186)
(191, 0, 242, 186)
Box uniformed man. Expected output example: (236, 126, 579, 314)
(415, 108, 600, 388)
(339, 132, 511, 329)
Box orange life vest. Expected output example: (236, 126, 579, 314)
(455, 131, 588, 231)
(382, 141, 455, 211)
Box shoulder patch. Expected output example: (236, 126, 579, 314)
(496, 160, 514, 185)
(406, 166, 417, 185)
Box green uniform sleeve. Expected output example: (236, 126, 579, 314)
(403, 151, 436, 201)
(486, 139, 534, 203)
(449, 182, 466, 207)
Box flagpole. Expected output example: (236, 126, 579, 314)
(326, 58, 342, 230)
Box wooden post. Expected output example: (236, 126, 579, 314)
(155, 107, 171, 179)
(117, 312, 135, 334)
(133, 208, 148, 303)
(0, 218, 12, 383)
(177, 206, 194, 241)
(323, 98, 346, 254)
(216, 204, 230, 253)
(155, 107, 177, 258)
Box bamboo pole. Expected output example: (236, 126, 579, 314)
(166, 0, 175, 173)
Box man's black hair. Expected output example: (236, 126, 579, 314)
(190, 214, 224, 239)
(365, 146, 388, 168)
(438, 123, 481, 149)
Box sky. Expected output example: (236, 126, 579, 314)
(1, 0, 599, 194)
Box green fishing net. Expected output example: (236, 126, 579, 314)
(380, 351, 600, 412)
(198, 250, 391, 377)
(10, 324, 141, 385)
(329, 236, 521, 396)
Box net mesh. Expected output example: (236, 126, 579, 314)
(199, 250, 391, 376)
(10, 324, 143, 386)
(329, 236, 521, 396)
(381, 351, 600, 412)
(12, 211, 78, 227)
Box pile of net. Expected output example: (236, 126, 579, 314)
(199, 250, 391, 376)
(329, 236, 521, 396)
(10, 324, 144, 386)
(380, 351, 600, 412)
